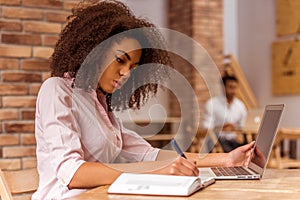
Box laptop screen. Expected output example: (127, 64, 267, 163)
(249, 104, 284, 172)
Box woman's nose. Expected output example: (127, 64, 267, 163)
(119, 65, 131, 76)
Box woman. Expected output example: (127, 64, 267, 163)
(33, 1, 254, 199)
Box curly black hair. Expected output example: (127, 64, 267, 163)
(50, 0, 171, 111)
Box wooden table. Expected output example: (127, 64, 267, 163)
(68, 169, 300, 200)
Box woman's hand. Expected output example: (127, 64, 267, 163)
(251, 146, 266, 168)
(153, 156, 199, 176)
(227, 141, 255, 167)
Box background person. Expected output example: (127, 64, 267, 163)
(202, 74, 247, 152)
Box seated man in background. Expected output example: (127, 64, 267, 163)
(202, 74, 247, 152)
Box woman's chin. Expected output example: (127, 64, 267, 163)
(107, 88, 116, 94)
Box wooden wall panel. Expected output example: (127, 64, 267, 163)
(276, 0, 300, 36)
(272, 40, 300, 94)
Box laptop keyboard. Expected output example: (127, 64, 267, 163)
(211, 167, 252, 176)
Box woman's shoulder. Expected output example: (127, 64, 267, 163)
(41, 77, 69, 88)
(39, 77, 73, 95)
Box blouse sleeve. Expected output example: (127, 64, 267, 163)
(36, 78, 85, 187)
(116, 119, 160, 162)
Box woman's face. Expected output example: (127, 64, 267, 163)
(98, 38, 142, 93)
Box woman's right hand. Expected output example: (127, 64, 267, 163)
(153, 156, 199, 176)
(227, 141, 255, 167)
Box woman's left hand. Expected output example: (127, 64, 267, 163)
(227, 141, 255, 167)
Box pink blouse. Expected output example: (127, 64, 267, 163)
(32, 77, 159, 200)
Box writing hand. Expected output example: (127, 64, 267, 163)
(154, 157, 199, 176)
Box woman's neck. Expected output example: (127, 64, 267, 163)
(96, 87, 112, 112)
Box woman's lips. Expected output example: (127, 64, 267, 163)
(113, 80, 118, 88)
(113, 80, 121, 88)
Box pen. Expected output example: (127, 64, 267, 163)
(171, 138, 187, 159)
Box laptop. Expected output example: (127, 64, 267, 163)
(199, 104, 285, 180)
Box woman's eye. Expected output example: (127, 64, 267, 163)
(115, 56, 124, 63)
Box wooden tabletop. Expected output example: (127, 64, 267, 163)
(67, 169, 300, 200)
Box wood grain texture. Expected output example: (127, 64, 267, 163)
(67, 169, 300, 200)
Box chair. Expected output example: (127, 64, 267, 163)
(0, 168, 39, 200)
(269, 128, 300, 169)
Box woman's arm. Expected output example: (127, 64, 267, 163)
(156, 141, 255, 168)
(68, 162, 121, 189)
(155, 149, 228, 167)
(186, 141, 255, 167)
(69, 151, 200, 189)
(69, 141, 254, 188)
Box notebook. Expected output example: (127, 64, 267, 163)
(108, 173, 215, 196)
(199, 104, 285, 180)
